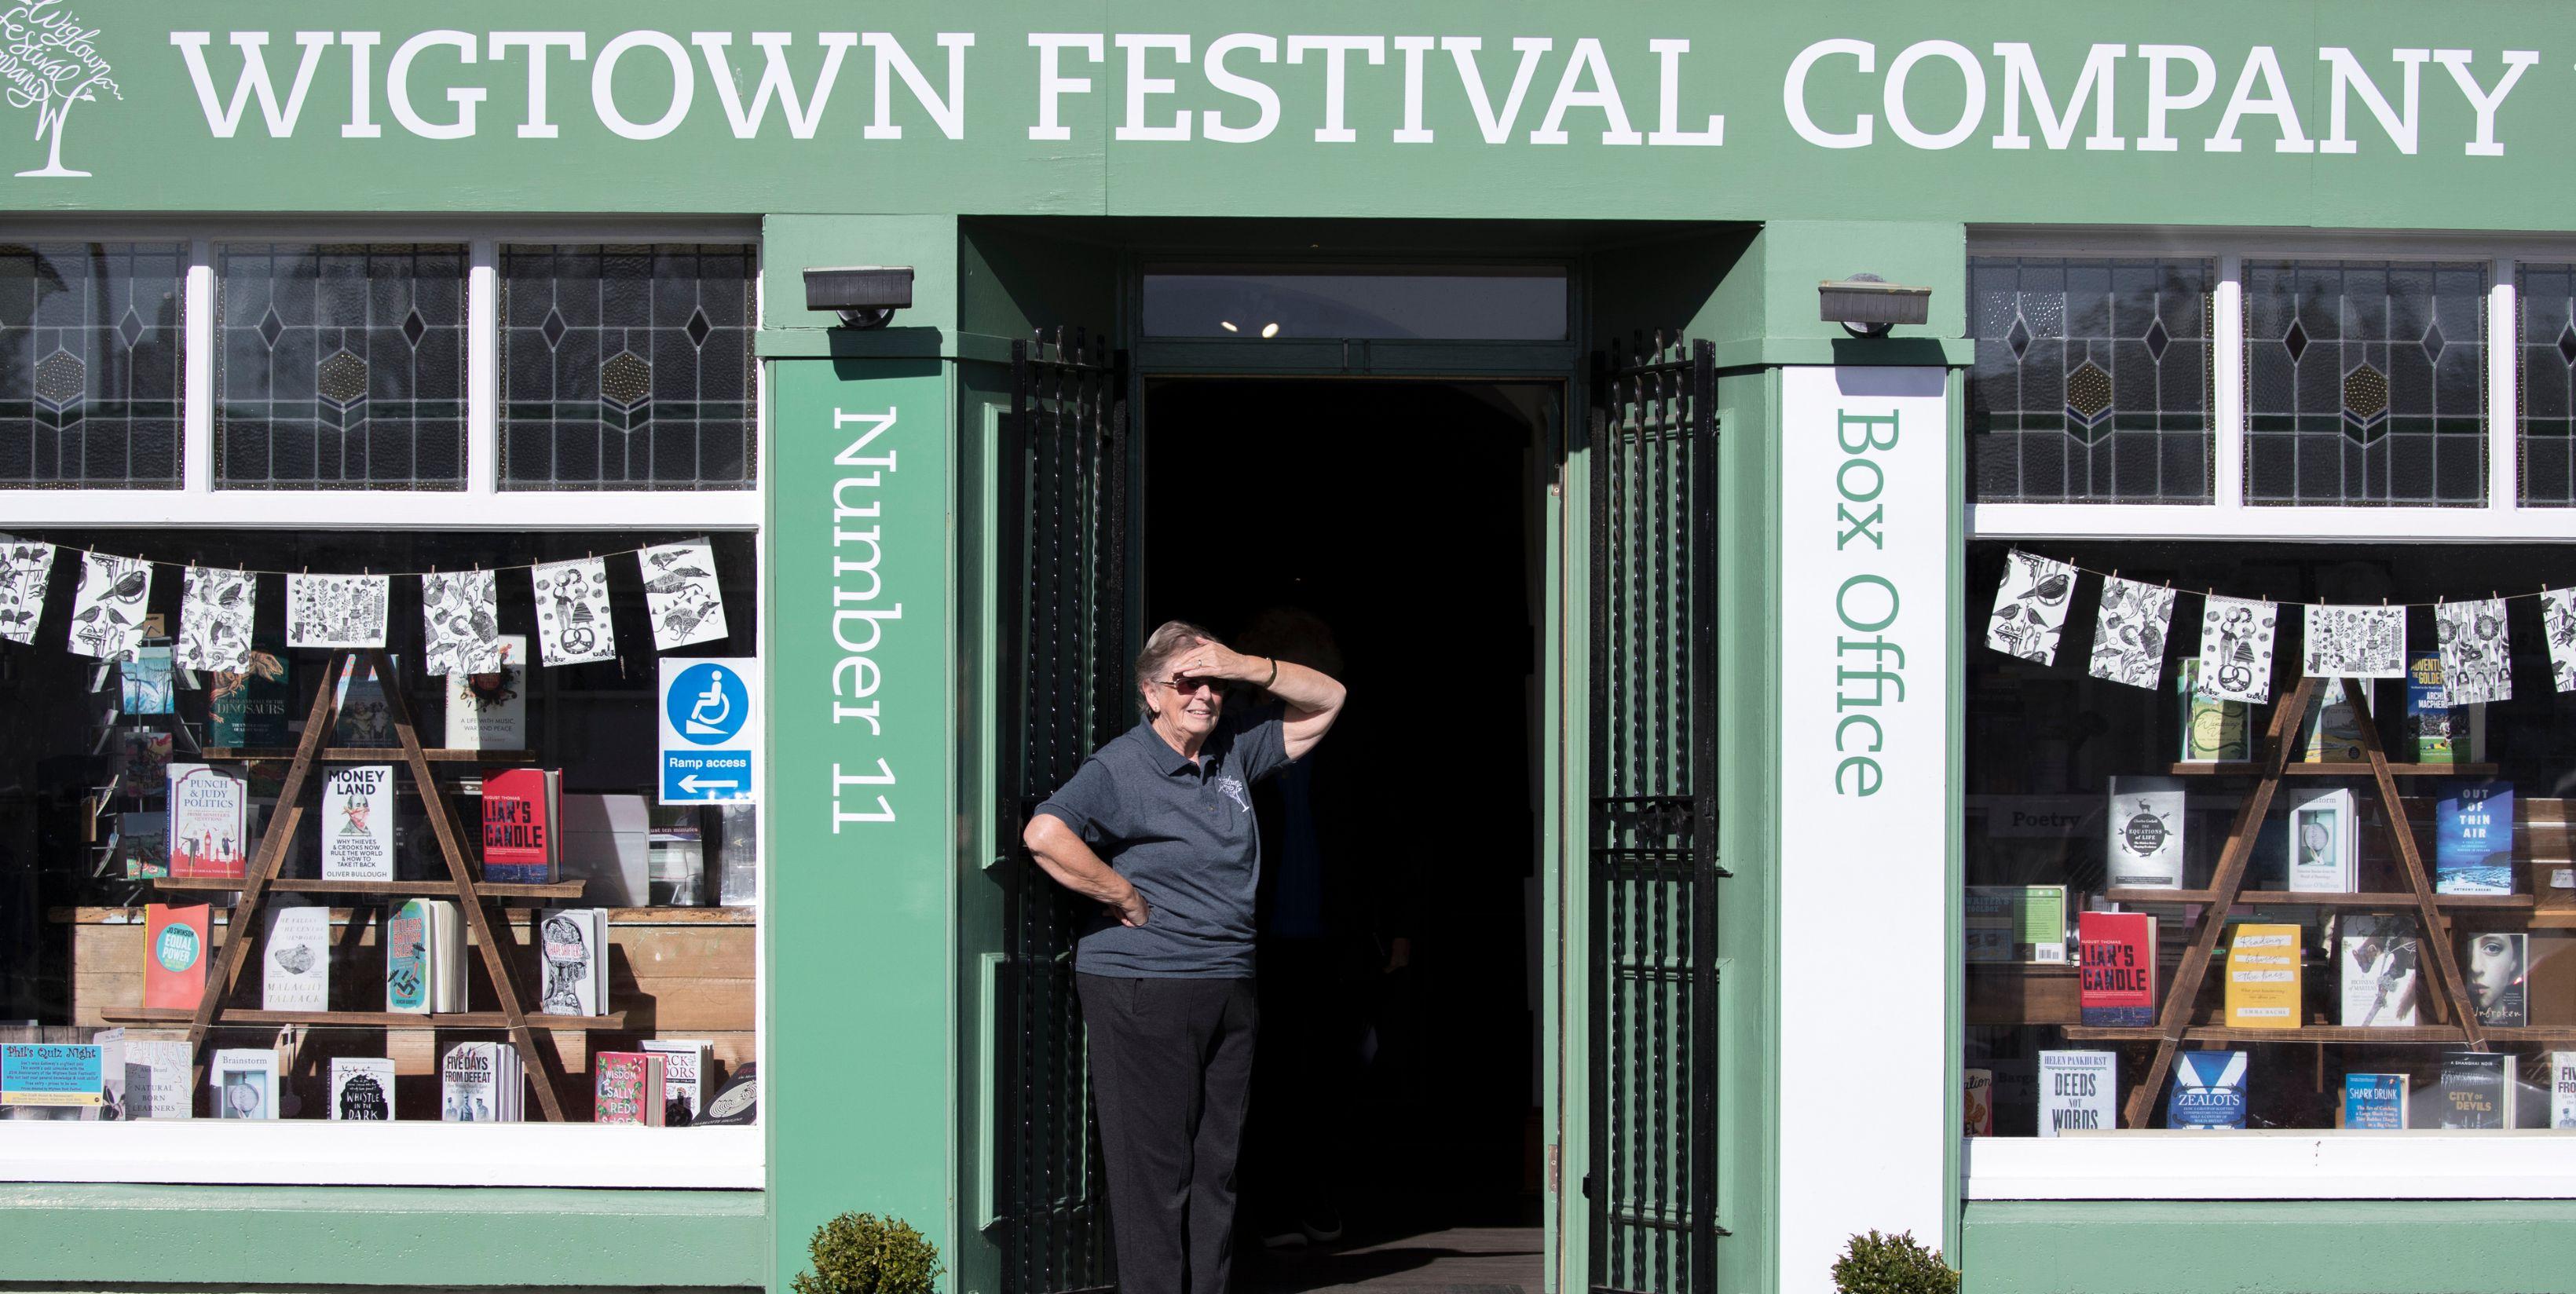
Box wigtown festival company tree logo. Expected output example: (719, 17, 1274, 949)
(0, 0, 113, 177)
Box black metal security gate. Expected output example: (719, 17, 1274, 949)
(1587, 334, 1723, 1294)
(997, 328, 1128, 1294)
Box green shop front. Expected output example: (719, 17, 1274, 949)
(6, 5, 2576, 1293)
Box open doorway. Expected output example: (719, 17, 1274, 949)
(1140, 378, 1556, 1293)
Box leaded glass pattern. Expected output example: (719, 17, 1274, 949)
(2243, 260, 2486, 506)
(499, 244, 756, 490)
(2516, 263, 2576, 506)
(1967, 256, 2214, 503)
(214, 243, 467, 489)
(0, 243, 185, 488)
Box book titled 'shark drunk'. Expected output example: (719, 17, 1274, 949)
(2104, 778, 2185, 890)
(2223, 923, 2302, 1029)
(2077, 911, 2157, 1027)
(2437, 784, 2516, 895)
(2167, 1051, 2249, 1130)
(2344, 1073, 2408, 1129)
(2037, 1050, 2116, 1137)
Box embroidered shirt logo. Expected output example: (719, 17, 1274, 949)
(1214, 774, 1250, 813)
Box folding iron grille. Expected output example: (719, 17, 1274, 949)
(997, 328, 1128, 1294)
(1587, 334, 1724, 1294)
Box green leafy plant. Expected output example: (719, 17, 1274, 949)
(1831, 1230, 1959, 1294)
(792, 1212, 945, 1294)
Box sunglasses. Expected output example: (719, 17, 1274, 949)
(1153, 675, 1219, 694)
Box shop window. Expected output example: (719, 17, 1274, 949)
(0, 528, 756, 1139)
(1967, 257, 2215, 504)
(2516, 263, 2576, 507)
(214, 244, 468, 490)
(1140, 265, 1568, 341)
(1965, 539, 2574, 1138)
(2243, 261, 2486, 507)
(0, 243, 185, 489)
(498, 245, 756, 491)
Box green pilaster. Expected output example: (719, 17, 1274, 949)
(1964, 1201, 2576, 1294)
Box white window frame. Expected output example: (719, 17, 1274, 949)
(1966, 229, 2576, 1203)
(1967, 226, 2576, 543)
(0, 217, 768, 1190)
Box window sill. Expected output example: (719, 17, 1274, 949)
(0, 1120, 761, 1188)
(1967, 1131, 2576, 1200)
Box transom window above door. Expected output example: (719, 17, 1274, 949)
(1141, 264, 1568, 341)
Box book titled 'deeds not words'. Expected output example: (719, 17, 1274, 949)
(2224, 924, 2302, 1029)
(2104, 777, 2185, 890)
(2077, 911, 2158, 1027)
(481, 768, 562, 884)
(320, 764, 395, 882)
(2344, 1073, 2409, 1129)
(2437, 783, 2515, 895)
(2038, 1050, 2116, 1136)
(2167, 1051, 2249, 1130)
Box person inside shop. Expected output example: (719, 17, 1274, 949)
(1023, 620, 1349, 1294)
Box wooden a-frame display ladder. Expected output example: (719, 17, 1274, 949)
(108, 649, 618, 1120)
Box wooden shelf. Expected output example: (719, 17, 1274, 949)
(199, 747, 536, 764)
(2166, 761, 2495, 777)
(150, 876, 587, 901)
(100, 1006, 624, 1029)
(2068, 1023, 2576, 1044)
(2106, 888, 2534, 909)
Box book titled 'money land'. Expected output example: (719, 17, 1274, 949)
(2077, 911, 2157, 1027)
(482, 769, 561, 883)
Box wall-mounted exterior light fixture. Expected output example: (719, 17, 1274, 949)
(1819, 273, 1932, 338)
(803, 265, 915, 330)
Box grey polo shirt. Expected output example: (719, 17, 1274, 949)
(1033, 703, 1292, 978)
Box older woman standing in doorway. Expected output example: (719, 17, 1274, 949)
(1023, 620, 1348, 1294)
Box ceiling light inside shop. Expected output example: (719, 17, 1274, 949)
(1260, 323, 1280, 338)
(1219, 320, 1238, 332)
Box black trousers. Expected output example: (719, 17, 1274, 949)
(1078, 974, 1259, 1294)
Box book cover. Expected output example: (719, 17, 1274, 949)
(166, 763, 249, 879)
(120, 645, 174, 715)
(2344, 1073, 2408, 1129)
(2175, 660, 2250, 761)
(117, 729, 173, 799)
(2078, 911, 2158, 1026)
(2408, 651, 2460, 764)
(482, 768, 558, 883)
(441, 1042, 522, 1122)
(445, 634, 527, 751)
(2339, 914, 2420, 1027)
(1, 1044, 103, 1110)
(2437, 784, 2516, 895)
(425, 899, 467, 1014)
(209, 1047, 278, 1120)
(2553, 1052, 2576, 1130)
(2296, 678, 2367, 762)
(119, 811, 168, 879)
(329, 1057, 397, 1120)
(2166, 1051, 2249, 1129)
(2285, 788, 2358, 893)
(209, 651, 291, 747)
(1965, 885, 2068, 964)
(2438, 1051, 2516, 1129)
(2037, 1049, 2116, 1137)
(386, 898, 430, 1014)
(2223, 923, 2302, 1029)
(320, 764, 396, 882)
(1962, 1069, 1993, 1137)
(122, 1038, 193, 1120)
(141, 903, 210, 1011)
(640, 1039, 712, 1126)
(2105, 777, 2186, 890)
(536, 908, 608, 1018)
(93, 1028, 125, 1120)
(697, 1062, 756, 1125)
(594, 1051, 668, 1126)
(2465, 930, 2529, 1027)
(261, 905, 330, 1012)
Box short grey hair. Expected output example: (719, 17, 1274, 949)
(1135, 620, 1216, 718)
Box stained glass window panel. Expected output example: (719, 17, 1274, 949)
(499, 244, 756, 491)
(2242, 260, 2486, 506)
(214, 244, 467, 490)
(1967, 257, 2214, 503)
(0, 243, 185, 488)
(2516, 263, 2576, 506)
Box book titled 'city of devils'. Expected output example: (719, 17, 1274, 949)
(481, 768, 560, 883)
(2078, 911, 2158, 1027)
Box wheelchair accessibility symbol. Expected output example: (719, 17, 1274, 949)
(667, 663, 748, 745)
(657, 658, 760, 804)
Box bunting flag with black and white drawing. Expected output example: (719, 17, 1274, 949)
(2540, 588, 2576, 693)
(2433, 598, 2513, 707)
(420, 570, 503, 677)
(286, 574, 390, 649)
(176, 566, 256, 673)
(532, 557, 616, 666)
(66, 551, 152, 660)
(2197, 594, 2278, 704)
(638, 539, 727, 650)
(0, 539, 55, 645)
(1985, 550, 2078, 665)
(2088, 576, 2175, 689)
(2302, 604, 2408, 679)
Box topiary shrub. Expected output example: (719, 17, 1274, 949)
(792, 1212, 946, 1294)
(1830, 1229, 1959, 1294)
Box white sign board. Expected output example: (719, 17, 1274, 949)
(1776, 365, 1950, 1291)
(657, 657, 762, 804)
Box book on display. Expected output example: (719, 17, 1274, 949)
(120, 1038, 192, 1119)
(2337, 914, 2420, 1027)
(640, 1039, 712, 1125)
(481, 768, 562, 883)
(2297, 678, 2366, 762)
(2175, 660, 2250, 761)
(445, 634, 527, 750)
(594, 1051, 668, 1126)
(1965, 885, 2068, 963)
(2553, 1052, 2576, 1129)
(2104, 778, 2186, 889)
(2464, 930, 2528, 1027)
(2223, 923, 2302, 1029)
(141, 903, 210, 1011)
(441, 1042, 522, 1121)
(536, 908, 609, 1018)
(119, 811, 168, 880)
(319, 764, 396, 881)
(2077, 911, 2158, 1027)
(2343, 1073, 2408, 1129)
(2284, 788, 2358, 892)
(2408, 652, 2459, 763)
(209, 1048, 278, 1120)
(2037, 1050, 2116, 1136)
(259, 905, 330, 1012)
(2436, 784, 2516, 895)
(386, 899, 432, 1014)
(2438, 1051, 2516, 1129)
(330, 1057, 397, 1120)
(166, 763, 248, 879)
(1962, 1069, 1994, 1137)
(2166, 1051, 2249, 1129)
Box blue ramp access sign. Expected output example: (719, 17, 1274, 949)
(658, 658, 761, 804)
